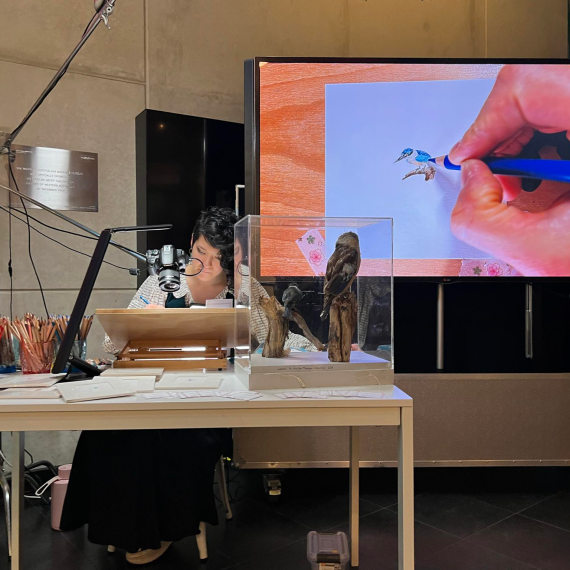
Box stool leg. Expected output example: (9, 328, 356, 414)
(0, 470, 11, 558)
(216, 457, 233, 520)
(196, 521, 207, 562)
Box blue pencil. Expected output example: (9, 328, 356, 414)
(139, 295, 150, 305)
(429, 155, 570, 191)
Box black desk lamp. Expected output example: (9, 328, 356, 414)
(51, 224, 172, 377)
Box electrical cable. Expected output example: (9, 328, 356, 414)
(9, 161, 49, 318)
(8, 199, 13, 319)
(10, 211, 100, 242)
(0, 205, 133, 273)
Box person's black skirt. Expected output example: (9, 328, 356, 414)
(60, 428, 227, 552)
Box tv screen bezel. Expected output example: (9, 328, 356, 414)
(245, 56, 570, 283)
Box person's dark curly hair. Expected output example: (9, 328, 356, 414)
(191, 207, 238, 290)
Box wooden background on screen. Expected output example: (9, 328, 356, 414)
(259, 62, 567, 277)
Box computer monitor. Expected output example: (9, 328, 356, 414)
(245, 58, 570, 280)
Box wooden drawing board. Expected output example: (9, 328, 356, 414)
(96, 308, 246, 353)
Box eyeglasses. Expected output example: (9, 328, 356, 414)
(183, 256, 205, 277)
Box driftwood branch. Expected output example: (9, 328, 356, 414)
(291, 310, 325, 351)
(259, 296, 289, 358)
(259, 295, 326, 357)
(328, 291, 357, 362)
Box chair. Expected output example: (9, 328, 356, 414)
(108, 456, 233, 562)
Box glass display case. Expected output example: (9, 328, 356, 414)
(234, 216, 393, 390)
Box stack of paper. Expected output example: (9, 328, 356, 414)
(105, 376, 156, 393)
(205, 299, 234, 308)
(57, 380, 136, 403)
(0, 388, 61, 400)
(101, 367, 163, 379)
(0, 373, 65, 389)
(156, 374, 223, 391)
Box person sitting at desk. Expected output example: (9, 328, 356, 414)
(61, 207, 316, 565)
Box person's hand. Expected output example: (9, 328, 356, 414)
(448, 65, 570, 276)
(351, 344, 362, 352)
(144, 304, 165, 309)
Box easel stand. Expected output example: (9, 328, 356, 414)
(115, 339, 227, 371)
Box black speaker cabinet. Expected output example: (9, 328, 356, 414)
(135, 110, 244, 286)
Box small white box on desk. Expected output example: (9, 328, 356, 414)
(235, 352, 393, 390)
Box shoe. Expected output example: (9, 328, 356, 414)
(126, 541, 173, 565)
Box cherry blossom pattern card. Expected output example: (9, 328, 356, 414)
(296, 230, 327, 276)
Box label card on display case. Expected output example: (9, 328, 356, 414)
(9, 144, 98, 211)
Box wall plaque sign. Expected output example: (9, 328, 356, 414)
(9, 144, 98, 211)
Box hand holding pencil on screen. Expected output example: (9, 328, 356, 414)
(448, 64, 570, 276)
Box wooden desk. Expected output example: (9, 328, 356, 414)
(0, 375, 414, 570)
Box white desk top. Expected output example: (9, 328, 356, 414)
(0, 372, 411, 414)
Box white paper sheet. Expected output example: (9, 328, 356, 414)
(325, 78, 497, 260)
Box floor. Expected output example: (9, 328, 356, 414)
(0, 467, 569, 569)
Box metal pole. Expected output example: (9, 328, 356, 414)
(11, 432, 24, 570)
(525, 283, 533, 359)
(437, 283, 444, 370)
(235, 184, 245, 216)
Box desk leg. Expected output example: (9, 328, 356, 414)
(11, 432, 24, 570)
(398, 408, 414, 570)
(349, 426, 359, 567)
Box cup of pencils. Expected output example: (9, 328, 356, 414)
(0, 317, 17, 373)
(10, 316, 57, 374)
(53, 315, 93, 366)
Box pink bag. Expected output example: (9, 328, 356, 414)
(35, 464, 72, 531)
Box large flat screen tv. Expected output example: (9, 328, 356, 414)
(244, 58, 570, 280)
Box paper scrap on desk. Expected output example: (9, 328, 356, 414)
(156, 375, 223, 390)
(325, 390, 385, 399)
(0, 388, 61, 399)
(143, 391, 175, 399)
(355, 392, 385, 399)
(226, 391, 262, 401)
(102, 368, 162, 377)
(275, 391, 385, 400)
(0, 374, 64, 389)
(276, 391, 328, 399)
(205, 298, 234, 308)
(115, 377, 156, 393)
(143, 390, 262, 401)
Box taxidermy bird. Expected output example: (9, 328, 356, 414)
(320, 232, 361, 321)
(282, 283, 304, 320)
(395, 148, 436, 181)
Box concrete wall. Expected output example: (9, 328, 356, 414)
(146, 0, 568, 123)
(0, 0, 145, 464)
(0, 0, 567, 464)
